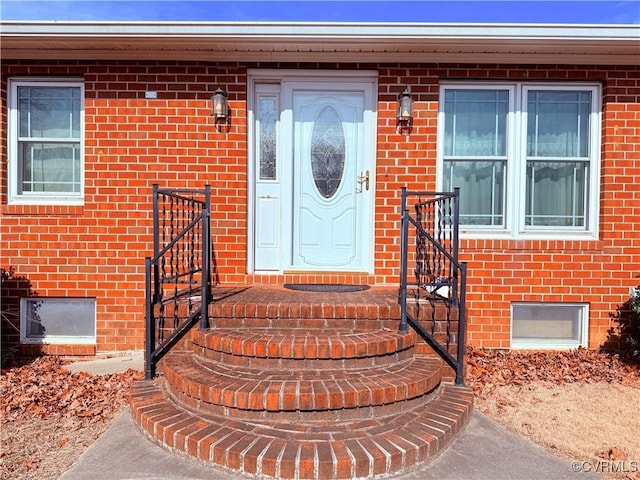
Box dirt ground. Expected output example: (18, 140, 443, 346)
(1, 349, 638, 480)
(475, 382, 639, 475)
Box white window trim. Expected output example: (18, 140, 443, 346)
(19, 297, 96, 345)
(510, 302, 589, 350)
(437, 82, 601, 240)
(8, 77, 85, 205)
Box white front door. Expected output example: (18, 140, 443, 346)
(252, 74, 376, 273)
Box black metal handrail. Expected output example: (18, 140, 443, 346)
(145, 184, 213, 379)
(399, 187, 468, 386)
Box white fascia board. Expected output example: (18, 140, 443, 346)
(2, 21, 638, 65)
(1, 20, 638, 41)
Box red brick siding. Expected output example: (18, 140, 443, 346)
(1, 61, 638, 353)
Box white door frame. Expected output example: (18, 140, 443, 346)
(247, 69, 378, 274)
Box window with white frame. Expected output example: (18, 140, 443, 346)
(8, 79, 84, 204)
(511, 303, 588, 349)
(439, 83, 600, 237)
(20, 297, 96, 344)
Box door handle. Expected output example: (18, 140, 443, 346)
(357, 170, 370, 193)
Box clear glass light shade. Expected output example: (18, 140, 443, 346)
(212, 88, 228, 119)
(396, 88, 413, 121)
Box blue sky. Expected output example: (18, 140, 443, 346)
(1, 0, 639, 24)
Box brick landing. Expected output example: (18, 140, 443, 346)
(131, 286, 473, 479)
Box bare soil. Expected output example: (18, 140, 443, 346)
(0, 349, 638, 480)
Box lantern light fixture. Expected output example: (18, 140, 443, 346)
(396, 85, 413, 123)
(212, 88, 229, 120)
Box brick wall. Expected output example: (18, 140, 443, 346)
(1, 61, 248, 353)
(375, 65, 639, 349)
(1, 60, 638, 353)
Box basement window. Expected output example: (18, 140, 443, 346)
(20, 298, 96, 344)
(511, 303, 588, 349)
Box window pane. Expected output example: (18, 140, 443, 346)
(18, 86, 81, 139)
(512, 303, 586, 348)
(525, 161, 587, 227)
(527, 91, 591, 158)
(23, 298, 95, 340)
(258, 95, 277, 180)
(444, 90, 508, 157)
(443, 160, 504, 226)
(19, 142, 81, 193)
(311, 106, 345, 199)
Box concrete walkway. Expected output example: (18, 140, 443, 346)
(60, 354, 599, 480)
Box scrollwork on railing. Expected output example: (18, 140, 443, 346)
(399, 187, 467, 386)
(145, 185, 213, 379)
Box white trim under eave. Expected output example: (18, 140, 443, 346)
(2, 21, 638, 66)
(2, 21, 639, 39)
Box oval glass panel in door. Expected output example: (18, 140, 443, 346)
(311, 106, 345, 199)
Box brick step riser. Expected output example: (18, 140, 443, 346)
(411, 331, 459, 355)
(130, 382, 474, 479)
(153, 312, 458, 331)
(189, 329, 417, 363)
(209, 306, 453, 320)
(154, 301, 201, 320)
(209, 303, 402, 322)
(163, 380, 443, 423)
(160, 353, 443, 413)
(191, 345, 416, 369)
(209, 317, 401, 330)
(155, 307, 457, 330)
(406, 303, 458, 319)
(207, 311, 454, 327)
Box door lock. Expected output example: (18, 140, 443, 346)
(357, 170, 370, 193)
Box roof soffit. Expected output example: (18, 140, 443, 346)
(2, 21, 639, 65)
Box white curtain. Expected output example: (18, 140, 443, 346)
(443, 90, 508, 225)
(525, 91, 590, 227)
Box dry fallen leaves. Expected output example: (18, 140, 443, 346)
(1, 356, 143, 480)
(1, 356, 142, 423)
(465, 346, 640, 396)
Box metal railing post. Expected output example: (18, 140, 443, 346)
(144, 257, 155, 380)
(200, 186, 211, 330)
(200, 186, 211, 331)
(399, 188, 409, 334)
(451, 188, 461, 305)
(152, 184, 160, 258)
(452, 187, 460, 264)
(455, 262, 468, 386)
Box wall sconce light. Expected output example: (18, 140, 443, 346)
(212, 87, 229, 121)
(396, 85, 413, 133)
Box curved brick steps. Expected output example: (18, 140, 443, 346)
(209, 287, 401, 322)
(133, 287, 472, 478)
(191, 328, 417, 366)
(130, 380, 473, 479)
(162, 351, 443, 415)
